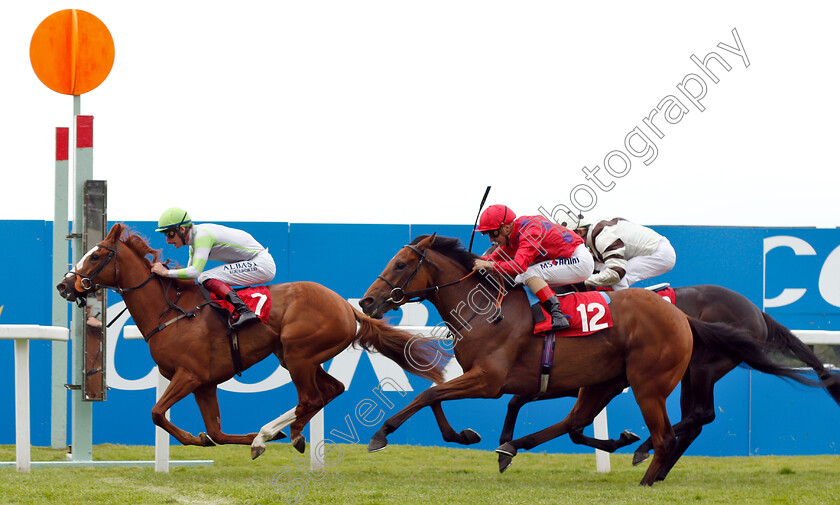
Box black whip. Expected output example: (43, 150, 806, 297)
(467, 186, 492, 252)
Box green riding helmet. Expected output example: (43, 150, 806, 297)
(155, 207, 192, 232)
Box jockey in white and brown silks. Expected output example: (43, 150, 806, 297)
(150, 207, 276, 331)
(566, 215, 676, 291)
(473, 204, 594, 331)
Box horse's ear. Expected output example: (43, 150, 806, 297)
(417, 233, 437, 250)
(105, 223, 124, 242)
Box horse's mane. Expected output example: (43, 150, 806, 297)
(118, 226, 161, 267)
(410, 235, 478, 271)
(409, 234, 512, 289)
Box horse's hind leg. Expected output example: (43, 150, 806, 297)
(654, 426, 703, 481)
(651, 363, 732, 481)
(633, 390, 677, 486)
(193, 384, 259, 446)
(151, 369, 207, 446)
(288, 367, 346, 452)
(251, 365, 345, 459)
(634, 360, 733, 466)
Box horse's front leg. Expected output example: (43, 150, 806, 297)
(368, 368, 502, 453)
(499, 392, 574, 446)
(498, 391, 584, 472)
(430, 402, 482, 445)
(496, 381, 625, 473)
(151, 368, 207, 446)
(193, 384, 259, 446)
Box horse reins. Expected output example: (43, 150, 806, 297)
(379, 245, 471, 304)
(378, 244, 506, 319)
(72, 241, 157, 296)
(69, 241, 211, 339)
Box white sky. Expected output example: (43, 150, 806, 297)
(3, 2, 838, 227)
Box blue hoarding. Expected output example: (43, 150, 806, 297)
(0, 221, 838, 457)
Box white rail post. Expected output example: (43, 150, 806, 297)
(310, 410, 325, 472)
(155, 371, 170, 473)
(14, 339, 30, 472)
(1, 325, 70, 472)
(593, 408, 610, 472)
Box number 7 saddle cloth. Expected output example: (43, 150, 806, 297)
(209, 286, 272, 324)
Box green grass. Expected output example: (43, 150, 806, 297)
(0, 443, 838, 505)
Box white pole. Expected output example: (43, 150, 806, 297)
(310, 409, 325, 472)
(14, 339, 31, 472)
(155, 370, 170, 473)
(593, 408, 610, 473)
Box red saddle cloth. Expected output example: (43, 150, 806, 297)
(656, 286, 676, 304)
(597, 285, 676, 304)
(211, 286, 272, 324)
(534, 291, 614, 337)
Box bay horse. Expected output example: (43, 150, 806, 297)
(358, 235, 823, 485)
(56, 223, 447, 459)
(499, 284, 840, 476)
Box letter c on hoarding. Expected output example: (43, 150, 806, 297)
(763, 236, 816, 308)
(818, 245, 840, 308)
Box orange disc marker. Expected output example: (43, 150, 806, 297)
(30, 9, 115, 95)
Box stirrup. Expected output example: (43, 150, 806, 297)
(229, 310, 259, 331)
(550, 315, 570, 331)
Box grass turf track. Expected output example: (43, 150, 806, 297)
(0, 443, 838, 504)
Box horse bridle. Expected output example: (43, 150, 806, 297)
(70, 240, 155, 296)
(377, 244, 476, 304)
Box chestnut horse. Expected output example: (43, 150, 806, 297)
(499, 284, 840, 476)
(56, 223, 447, 459)
(359, 234, 703, 485)
(359, 235, 823, 484)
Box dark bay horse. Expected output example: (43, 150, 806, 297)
(500, 284, 840, 473)
(56, 223, 447, 459)
(359, 235, 824, 484)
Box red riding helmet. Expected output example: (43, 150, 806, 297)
(476, 204, 516, 232)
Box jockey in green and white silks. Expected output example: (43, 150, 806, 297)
(151, 207, 276, 330)
(164, 222, 275, 286)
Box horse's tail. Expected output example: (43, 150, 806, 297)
(761, 312, 840, 406)
(687, 318, 824, 388)
(352, 309, 450, 384)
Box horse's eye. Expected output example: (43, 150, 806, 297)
(91, 253, 100, 261)
(395, 261, 407, 270)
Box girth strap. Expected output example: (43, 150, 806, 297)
(539, 331, 556, 393)
(227, 329, 244, 377)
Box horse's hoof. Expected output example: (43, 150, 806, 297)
(270, 431, 287, 441)
(368, 436, 388, 453)
(632, 450, 650, 466)
(292, 436, 306, 454)
(498, 454, 514, 473)
(198, 432, 217, 447)
(460, 428, 482, 445)
(495, 442, 517, 458)
(620, 430, 641, 444)
(251, 445, 266, 460)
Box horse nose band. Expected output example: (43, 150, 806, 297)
(377, 245, 430, 304)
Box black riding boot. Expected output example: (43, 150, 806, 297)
(225, 291, 259, 331)
(541, 296, 570, 331)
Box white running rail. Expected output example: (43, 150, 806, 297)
(0, 325, 69, 472)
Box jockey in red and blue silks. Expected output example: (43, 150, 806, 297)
(473, 204, 594, 331)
